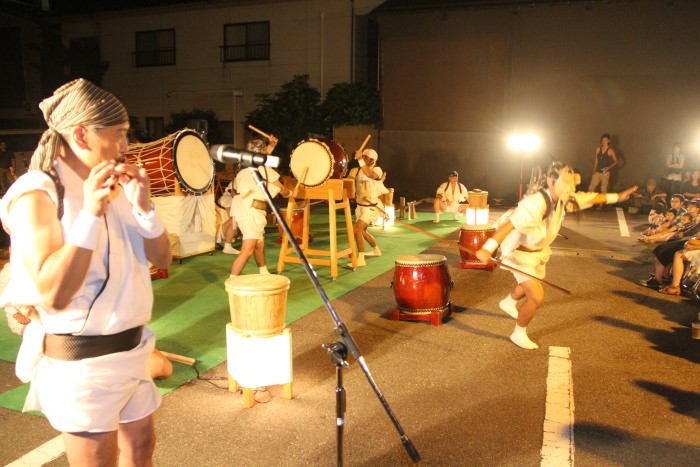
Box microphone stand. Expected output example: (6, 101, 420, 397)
(249, 168, 421, 465)
(322, 341, 348, 466)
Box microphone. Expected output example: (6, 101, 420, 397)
(209, 144, 280, 168)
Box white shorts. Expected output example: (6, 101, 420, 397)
(355, 205, 380, 225)
(439, 201, 461, 214)
(35, 338, 160, 433)
(236, 208, 266, 240)
(683, 249, 700, 271)
(500, 247, 551, 284)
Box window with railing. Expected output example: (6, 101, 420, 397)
(222, 21, 270, 62)
(133, 29, 176, 67)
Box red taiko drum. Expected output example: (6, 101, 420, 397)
(278, 208, 305, 240)
(124, 129, 213, 196)
(459, 224, 496, 265)
(392, 254, 452, 313)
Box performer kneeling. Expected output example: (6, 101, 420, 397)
(433, 170, 469, 223)
(476, 161, 637, 349)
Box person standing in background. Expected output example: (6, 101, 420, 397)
(662, 142, 685, 202)
(588, 133, 618, 209)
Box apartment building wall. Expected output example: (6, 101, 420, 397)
(57, 0, 381, 146)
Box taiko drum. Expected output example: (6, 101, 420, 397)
(289, 139, 348, 187)
(278, 208, 306, 241)
(392, 254, 452, 313)
(225, 274, 290, 337)
(459, 223, 496, 264)
(124, 129, 213, 196)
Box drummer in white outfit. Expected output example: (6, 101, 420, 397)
(352, 148, 386, 267)
(0, 79, 171, 465)
(433, 170, 470, 223)
(229, 137, 290, 277)
(476, 161, 637, 349)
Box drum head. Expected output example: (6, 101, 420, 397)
(172, 130, 214, 195)
(395, 254, 447, 266)
(290, 140, 334, 187)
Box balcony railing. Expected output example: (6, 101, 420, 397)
(132, 49, 176, 67)
(220, 43, 270, 62)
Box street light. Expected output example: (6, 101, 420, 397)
(507, 133, 541, 200)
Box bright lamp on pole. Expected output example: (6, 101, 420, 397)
(507, 133, 541, 200)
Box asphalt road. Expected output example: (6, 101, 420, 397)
(1, 206, 698, 466)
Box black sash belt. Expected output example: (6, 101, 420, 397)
(44, 326, 144, 361)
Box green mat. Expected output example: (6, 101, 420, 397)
(0, 209, 460, 412)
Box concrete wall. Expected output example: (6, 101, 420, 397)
(57, 0, 383, 147)
(377, 0, 700, 203)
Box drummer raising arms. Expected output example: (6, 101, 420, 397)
(475, 161, 637, 349)
(352, 148, 386, 267)
(229, 136, 290, 277)
(434, 170, 469, 223)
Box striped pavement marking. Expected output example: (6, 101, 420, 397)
(540, 346, 575, 467)
(616, 207, 630, 237)
(5, 435, 64, 466)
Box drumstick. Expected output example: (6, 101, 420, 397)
(292, 166, 309, 198)
(159, 350, 196, 366)
(248, 124, 271, 140)
(358, 134, 371, 152)
(374, 206, 572, 296)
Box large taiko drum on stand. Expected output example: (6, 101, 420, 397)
(459, 224, 496, 270)
(289, 139, 348, 187)
(124, 129, 214, 196)
(225, 274, 290, 337)
(390, 254, 453, 326)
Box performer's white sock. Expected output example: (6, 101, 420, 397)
(499, 294, 519, 319)
(372, 245, 382, 257)
(453, 212, 461, 221)
(510, 324, 539, 350)
(229, 274, 237, 279)
(433, 213, 440, 223)
(357, 252, 366, 267)
(259, 266, 270, 275)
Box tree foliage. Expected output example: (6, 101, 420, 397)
(167, 108, 225, 144)
(321, 82, 380, 128)
(244, 75, 323, 155)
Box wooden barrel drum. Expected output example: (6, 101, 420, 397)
(225, 274, 290, 337)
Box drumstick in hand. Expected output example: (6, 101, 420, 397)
(372, 205, 572, 296)
(292, 166, 309, 198)
(248, 124, 272, 140)
(358, 134, 371, 152)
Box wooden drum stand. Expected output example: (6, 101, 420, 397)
(277, 178, 358, 280)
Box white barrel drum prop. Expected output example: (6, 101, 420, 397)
(225, 274, 290, 337)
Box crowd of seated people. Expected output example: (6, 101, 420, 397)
(637, 195, 700, 244)
(638, 193, 700, 297)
